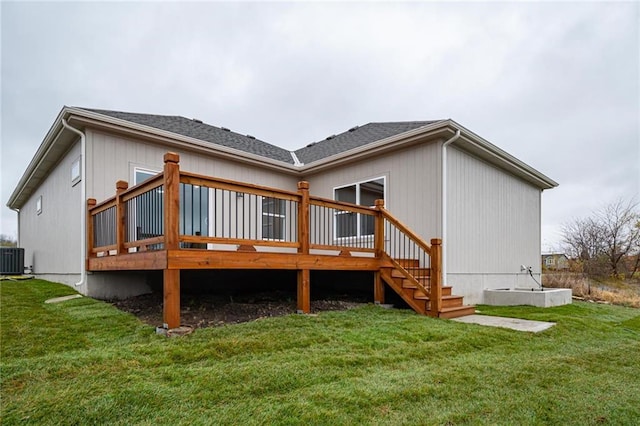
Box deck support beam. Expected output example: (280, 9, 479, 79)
(297, 269, 310, 314)
(374, 271, 385, 304)
(429, 238, 442, 317)
(374, 199, 385, 304)
(297, 181, 311, 314)
(163, 269, 181, 329)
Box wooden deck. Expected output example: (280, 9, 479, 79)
(87, 152, 474, 328)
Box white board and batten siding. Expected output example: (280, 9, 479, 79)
(447, 146, 542, 304)
(18, 142, 82, 284)
(86, 129, 299, 202)
(303, 141, 443, 243)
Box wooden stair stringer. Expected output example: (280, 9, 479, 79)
(379, 268, 427, 315)
(379, 255, 475, 319)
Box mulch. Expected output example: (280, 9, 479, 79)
(111, 291, 367, 329)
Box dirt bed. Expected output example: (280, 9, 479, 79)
(112, 291, 367, 329)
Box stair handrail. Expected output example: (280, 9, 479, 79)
(377, 207, 432, 256)
(375, 202, 442, 316)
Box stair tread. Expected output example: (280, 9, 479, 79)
(438, 305, 476, 319)
(411, 294, 465, 301)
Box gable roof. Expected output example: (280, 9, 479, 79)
(294, 121, 441, 164)
(7, 106, 559, 210)
(79, 108, 296, 164)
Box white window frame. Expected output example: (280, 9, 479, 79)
(333, 176, 386, 240)
(130, 167, 162, 248)
(134, 167, 161, 186)
(71, 156, 81, 186)
(261, 197, 287, 241)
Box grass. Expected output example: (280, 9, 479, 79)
(2, 279, 640, 425)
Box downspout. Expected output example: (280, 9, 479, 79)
(9, 206, 20, 249)
(61, 119, 87, 288)
(441, 129, 461, 285)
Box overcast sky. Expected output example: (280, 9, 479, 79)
(1, 1, 638, 251)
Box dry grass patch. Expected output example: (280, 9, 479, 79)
(544, 272, 640, 308)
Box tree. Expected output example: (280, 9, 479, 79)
(0, 234, 17, 247)
(562, 199, 639, 279)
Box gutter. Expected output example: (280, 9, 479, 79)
(61, 119, 87, 288)
(65, 108, 302, 174)
(441, 130, 461, 285)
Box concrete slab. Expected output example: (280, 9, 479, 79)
(484, 288, 572, 308)
(44, 294, 83, 304)
(451, 314, 555, 333)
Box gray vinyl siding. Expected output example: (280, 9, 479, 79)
(447, 146, 541, 276)
(302, 141, 443, 242)
(85, 129, 299, 203)
(18, 141, 82, 275)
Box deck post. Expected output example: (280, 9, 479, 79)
(297, 181, 310, 255)
(297, 181, 311, 313)
(163, 152, 180, 251)
(374, 199, 385, 304)
(163, 269, 181, 329)
(86, 198, 97, 266)
(163, 153, 181, 328)
(430, 238, 443, 317)
(115, 181, 128, 255)
(297, 269, 311, 314)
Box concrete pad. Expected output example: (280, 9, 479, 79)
(44, 294, 83, 304)
(451, 314, 555, 333)
(484, 288, 572, 308)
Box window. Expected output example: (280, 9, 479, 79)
(334, 177, 385, 238)
(133, 168, 163, 242)
(180, 183, 208, 237)
(135, 169, 159, 185)
(36, 195, 42, 215)
(71, 157, 81, 186)
(262, 197, 286, 240)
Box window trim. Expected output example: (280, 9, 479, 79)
(261, 197, 287, 241)
(71, 156, 81, 187)
(333, 176, 386, 240)
(134, 167, 161, 185)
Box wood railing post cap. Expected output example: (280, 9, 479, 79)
(116, 180, 129, 190)
(298, 181, 309, 190)
(87, 198, 97, 205)
(375, 199, 385, 207)
(430, 238, 442, 245)
(164, 152, 180, 163)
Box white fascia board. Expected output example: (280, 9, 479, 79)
(299, 121, 452, 174)
(64, 107, 301, 175)
(300, 119, 558, 190)
(6, 108, 69, 209)
(448, 120, 559, 189)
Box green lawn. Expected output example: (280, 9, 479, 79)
(1, 279, 639, 425)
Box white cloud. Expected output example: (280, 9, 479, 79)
(1, 1, 638, 247)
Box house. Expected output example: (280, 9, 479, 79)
(7, 107, 557, 326)
(542, 253, 570, 271)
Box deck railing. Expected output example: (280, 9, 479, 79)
(87, 152, 441, 314)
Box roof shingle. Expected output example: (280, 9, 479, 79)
(294, 121, 442, 164)
(80, 108, 295, 164)
(79, 108, 442, 166)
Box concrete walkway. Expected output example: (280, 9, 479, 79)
(452, 314, 555, 333)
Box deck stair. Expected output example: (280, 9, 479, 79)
(87, 153, 476, 328)
(380, 258, 475, 319)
